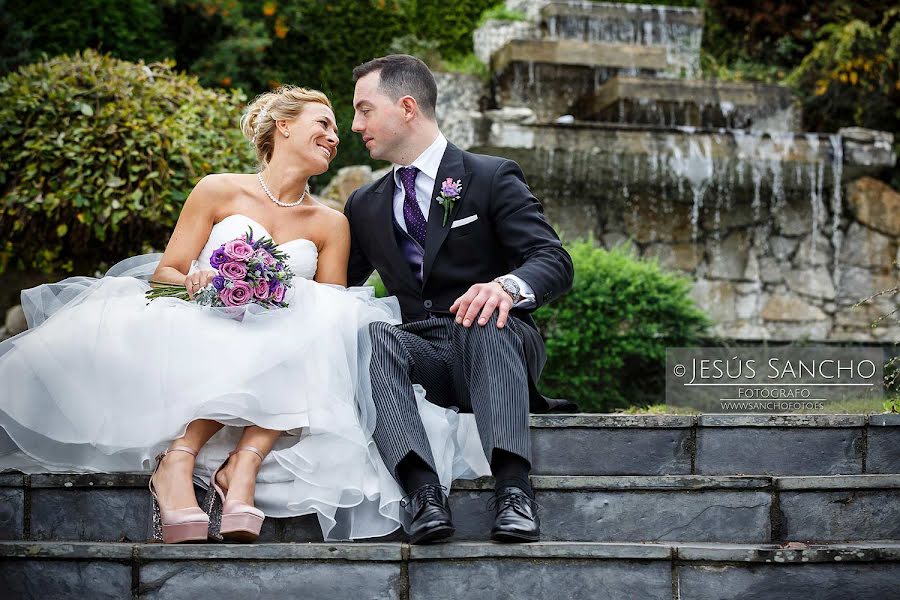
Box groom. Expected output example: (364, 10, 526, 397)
(344, 55, 573, 544)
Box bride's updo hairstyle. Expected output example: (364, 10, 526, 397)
(240, 85, 332, 167)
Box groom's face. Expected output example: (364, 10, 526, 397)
(352, 71, 406, 163)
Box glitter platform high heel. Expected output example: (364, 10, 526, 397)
(149, 446, 210, 543)
(204, 446, 266, 543)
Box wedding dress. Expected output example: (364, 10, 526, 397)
(0, 213, 490, 540)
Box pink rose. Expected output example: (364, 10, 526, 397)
(224, 239, 254, 261)
(254, 249, 276, 266)
(219, 261, 248, 280)
(253, 279, 270, 300)
(219, 280, 253, 306)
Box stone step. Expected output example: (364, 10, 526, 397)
(490, 39, 668, 122)
(570, 75, 799, 131)
(533, 413, 900, 476)
(540, 1, 704, 78)
(3, 472, 899, 545)
(2, 540, 898, 599)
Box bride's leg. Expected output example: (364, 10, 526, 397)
(216, 425, 281, 507)
(154, 419, 224, 509)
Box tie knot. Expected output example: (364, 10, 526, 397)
(398, 166, 419, 190)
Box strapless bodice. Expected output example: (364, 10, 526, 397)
(196, 214, 318, 280)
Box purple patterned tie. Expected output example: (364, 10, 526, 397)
(398, 166, 427, 247)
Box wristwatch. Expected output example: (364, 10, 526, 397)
(493, 276, 522, 304)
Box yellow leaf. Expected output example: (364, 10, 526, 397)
(849, 71, 858, 85)
(262, 1, 276, 16)
(56, 224, 68, 237)
(839, 72, 848, 83)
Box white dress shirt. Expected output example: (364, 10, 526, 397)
(392, 133, 536, 308)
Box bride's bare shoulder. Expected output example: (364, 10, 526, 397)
(185, 174, 255, 216)
(192, 173, 255, 196)
(308, 197, 348, 224)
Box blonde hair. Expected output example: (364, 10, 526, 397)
(240, 85, 333, 167)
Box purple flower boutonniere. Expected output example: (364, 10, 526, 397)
(435, 177, 463, 227)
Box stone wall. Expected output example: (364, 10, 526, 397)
(550, 176, 900, 343)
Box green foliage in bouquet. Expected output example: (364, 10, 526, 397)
(534, 242, 710, 412)
(0, 50, 255, 275)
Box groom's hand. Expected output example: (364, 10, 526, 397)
(450, 282, 512, 329)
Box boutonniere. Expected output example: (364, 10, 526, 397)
(435, 177, 463, 226)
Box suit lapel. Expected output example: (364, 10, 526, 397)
(368, 173, 419, 290)
(423, 143, 473, 285)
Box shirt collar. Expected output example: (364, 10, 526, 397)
(392, 133, 447, 188)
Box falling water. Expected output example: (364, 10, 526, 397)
(829, 134, 844, 283)
(805, 134, 823, 247)
(667, 136, 714, 239)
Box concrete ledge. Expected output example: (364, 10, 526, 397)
(870, 413, 900, 426)
(30, 473, 149, 488)
(699, 414, 866, 427)
(775, 474, 900, 490)
(410, 541, 673, 560)
(6, 540, 898, 562)
(0, 473, 24, 487)
(454, 475, 772, 491)
(493, 39, 668, 73)
(541, 1, 704, 26)
(137, 542, 400, 561)
(530, 414, 695, 428)
(0, 541, 134, 559)
(676, 542, 900, 563)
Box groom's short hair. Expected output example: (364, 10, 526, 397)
(353, 54, 437, 120)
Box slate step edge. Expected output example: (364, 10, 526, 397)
(5, 473, 899, 491)
(3, 540, 899, 564)
(530, 413, 900, 428)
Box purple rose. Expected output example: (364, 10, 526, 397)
(209, 247, 228, 268)
(219, 261, 248, 280)
(271, 283, 285, 303)
(211, 275, 226, 290)
(219, 280, 253, 306)
(224, 239, 254, 262)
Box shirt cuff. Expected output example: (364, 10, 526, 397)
(503, 274, 536, 309)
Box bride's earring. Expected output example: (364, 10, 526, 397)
(283, 130, 290, 138)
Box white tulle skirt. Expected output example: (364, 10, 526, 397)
(0, 255, 490, 540)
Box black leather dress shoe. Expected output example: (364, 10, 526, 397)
(490, 486, 540, 543)
(401, 484, 455, 544)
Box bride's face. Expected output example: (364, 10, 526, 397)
(277, 103, 339, 175)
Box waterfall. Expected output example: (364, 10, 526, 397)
(829, 134, 844, 285)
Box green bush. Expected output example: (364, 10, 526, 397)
(785, 10, 899, 138)
(0, 50, 254, 275)
(2, 1, 502, 184)
(1, 0, 173, 72)
(534, 241, 710, 412)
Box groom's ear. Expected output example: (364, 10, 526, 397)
(399, 95, 419, 121)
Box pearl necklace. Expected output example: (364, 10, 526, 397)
(257, 172, 309, 208)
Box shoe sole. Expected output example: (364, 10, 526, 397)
(491, 530, 540, 543)
(220, 530, 260, 543)
(410, 525, 455, 545)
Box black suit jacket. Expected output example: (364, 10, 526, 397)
(344, 142, 574, 411)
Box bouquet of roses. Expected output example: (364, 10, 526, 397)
(147, 228, 295, 308)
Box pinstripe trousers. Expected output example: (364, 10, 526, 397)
(368, 313, 532, 479)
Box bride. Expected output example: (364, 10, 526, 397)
(0, 85, 488, 543)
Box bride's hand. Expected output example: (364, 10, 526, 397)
(185, 270, 218, 299)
